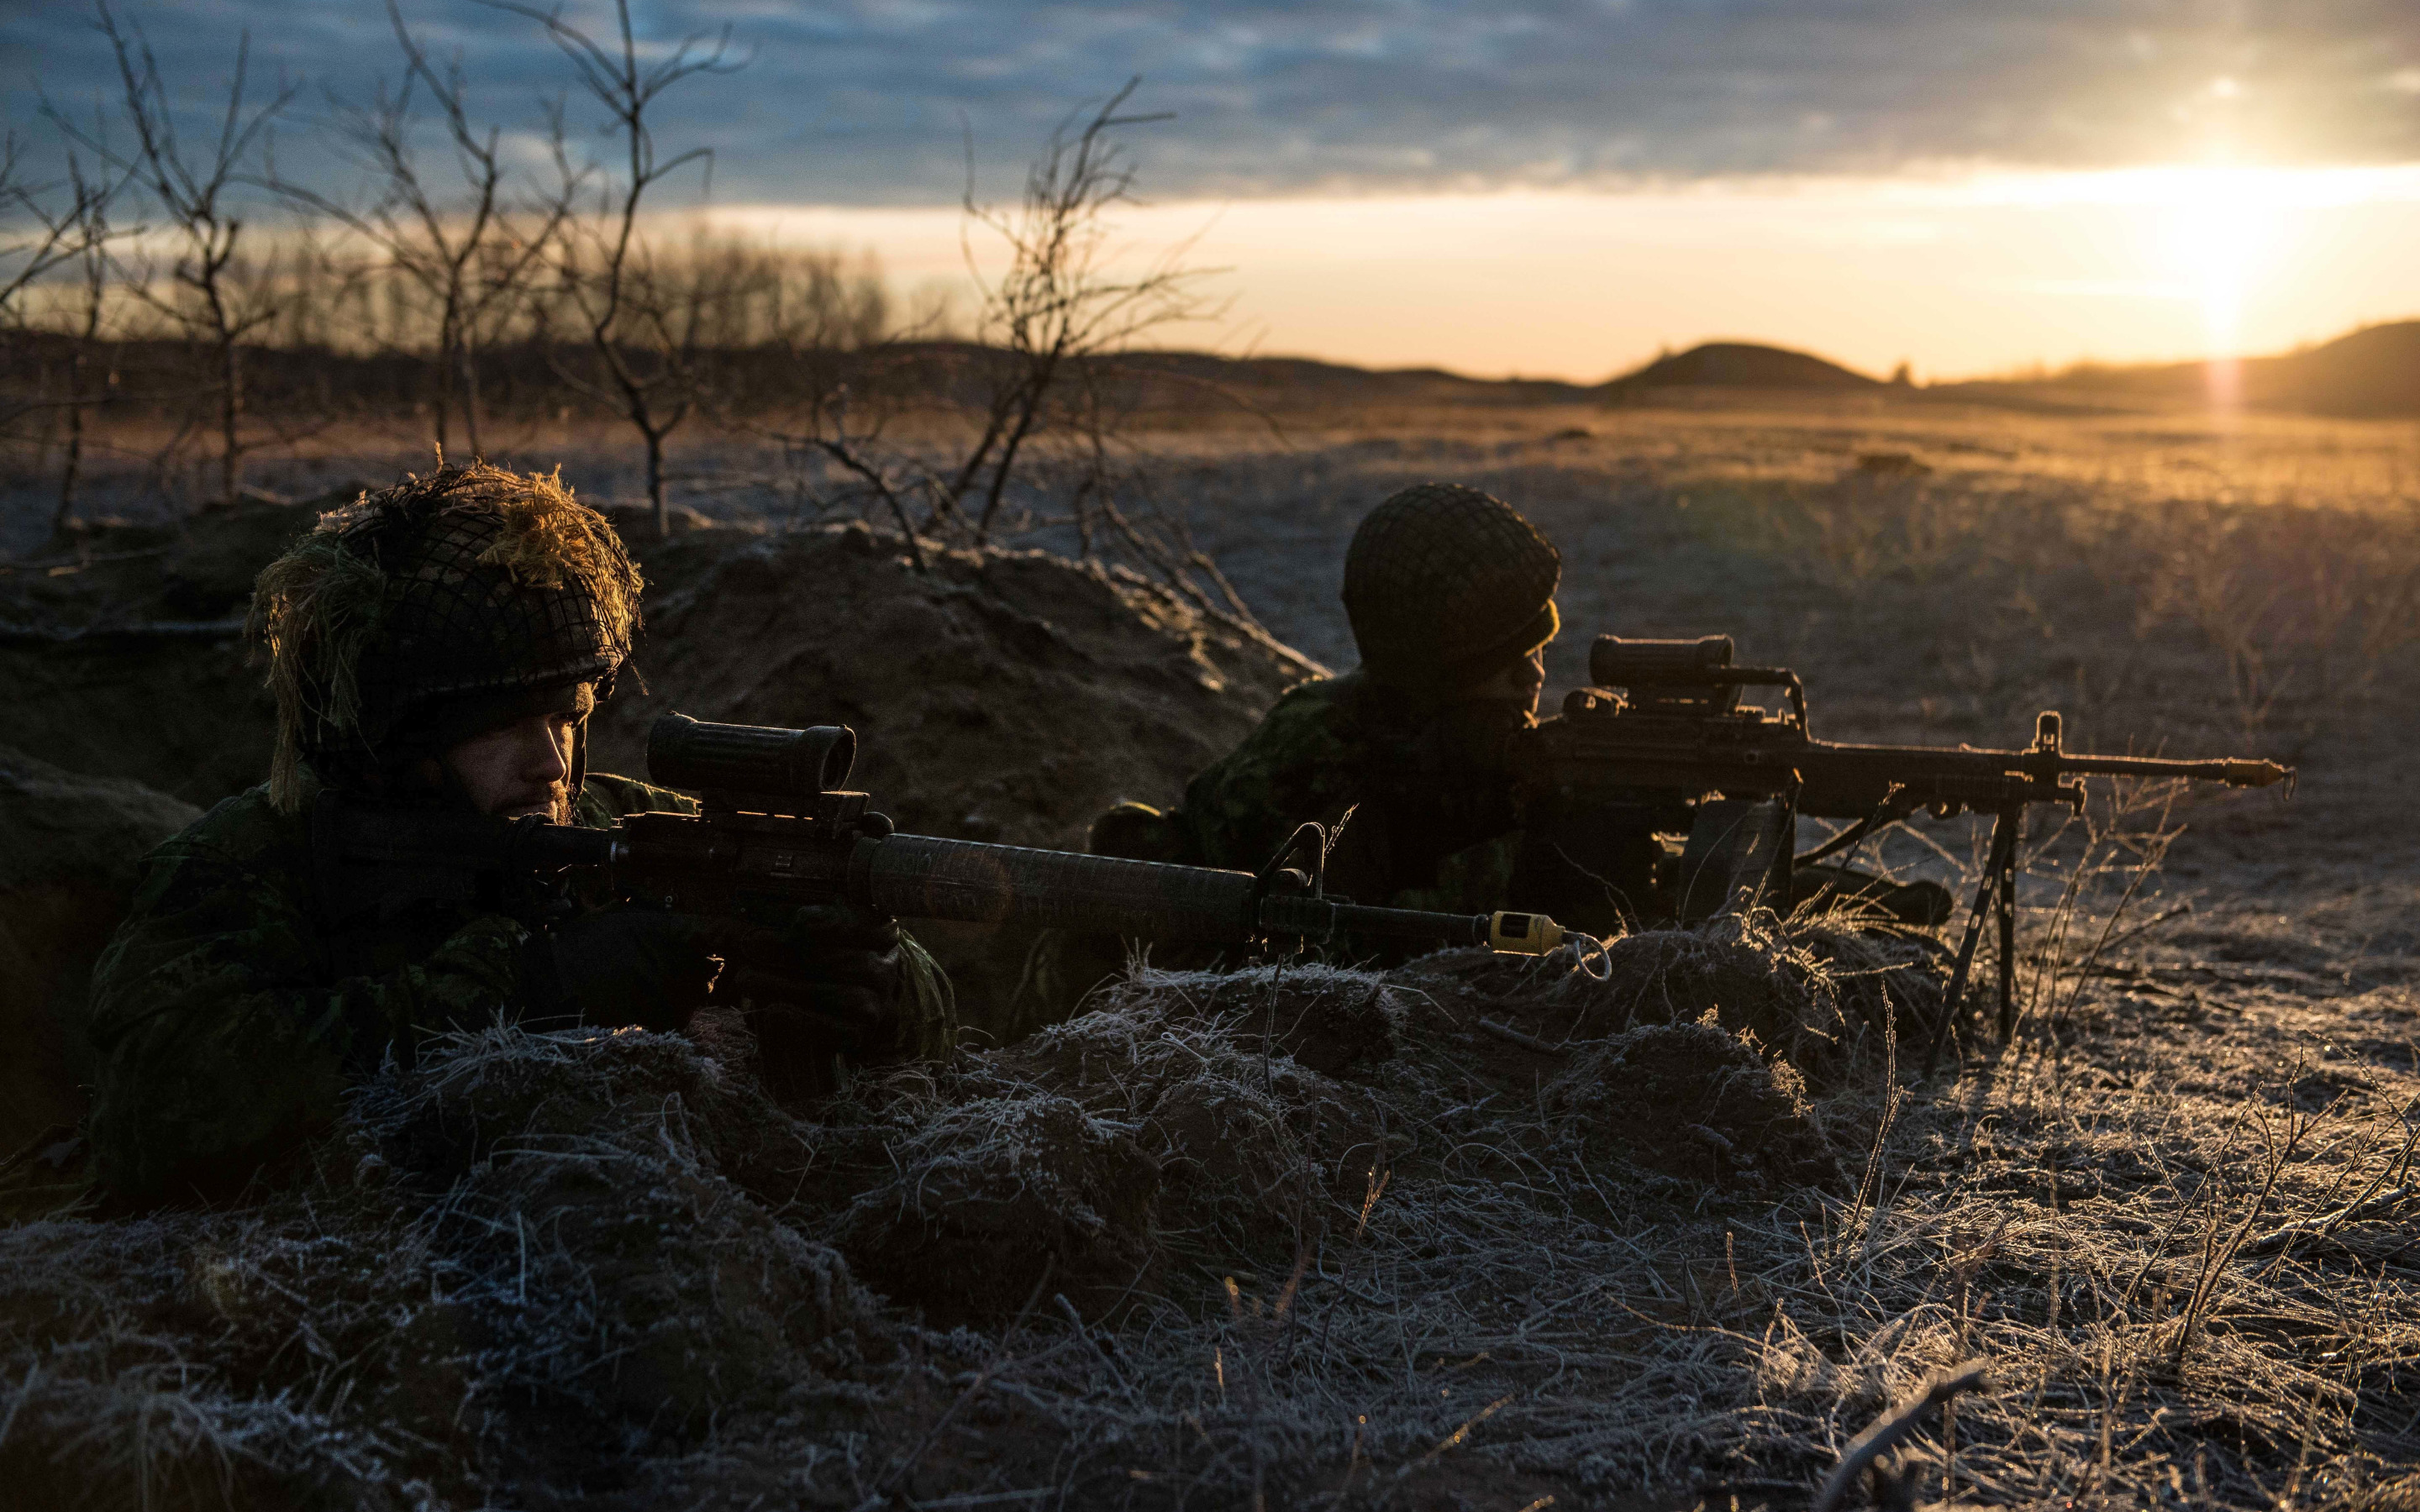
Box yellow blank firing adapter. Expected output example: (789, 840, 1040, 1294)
(1487, 911, 1566, 955)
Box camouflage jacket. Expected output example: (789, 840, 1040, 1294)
(85, 772, 697, 1200)
(1170, 670, 1528, 917)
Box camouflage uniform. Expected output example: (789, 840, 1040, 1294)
(1156, 670, 1528, 915)
(1081, 485, 1560, 970)
(85, 771, 697, 1200)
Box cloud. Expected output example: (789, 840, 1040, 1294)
(5, 0, 2419, 207)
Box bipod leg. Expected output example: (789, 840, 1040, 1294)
(1993, 817, 2020, 1042)
(1922, 808, 2018, 1079)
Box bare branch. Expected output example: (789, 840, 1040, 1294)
(48, 0, 298, 502)
(476, 0, 744, 533)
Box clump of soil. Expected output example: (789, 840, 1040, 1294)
(827, 1089, 1162, 1325)
(0, 745, 200, 1150)
(1544, 1020, 1828, 1186)
(359, 1027, 887, 1475)
(1409, 913, 1943, 1084)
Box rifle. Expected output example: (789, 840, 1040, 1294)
(1506, 634, 2293, 1066)
(315, 713, 1579, 983)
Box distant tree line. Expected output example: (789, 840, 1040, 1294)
(0, 0, 1246, 629)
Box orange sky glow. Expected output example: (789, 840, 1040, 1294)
(713, 164, 2420, 385)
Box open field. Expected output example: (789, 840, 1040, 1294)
(3, 386, 2417, 1508)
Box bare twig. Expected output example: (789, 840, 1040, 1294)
(1810, 1362, 1991, 1512)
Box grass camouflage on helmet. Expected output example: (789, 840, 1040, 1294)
(250, 462, 643, 812)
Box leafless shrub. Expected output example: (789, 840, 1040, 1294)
(0, 139, 130, 530)
(50, 0, 299, 505)
(45, 160, 138, 533)
(487, 0, 742, 535)
(271, 0, 576, 460)
(752, 83, 1284, 657)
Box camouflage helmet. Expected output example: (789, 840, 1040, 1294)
(250, 462, 642, 811)
(1341, 483, 1561, 692)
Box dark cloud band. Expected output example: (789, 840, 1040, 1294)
(7, 1, 2418, 204)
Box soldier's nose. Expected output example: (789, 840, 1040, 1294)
(527, 726, 570, 785)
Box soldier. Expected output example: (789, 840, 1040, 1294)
(1088, 482, 1561, 941)
(1080, 481, 1947, 974)
(83, 463, 947, 1202)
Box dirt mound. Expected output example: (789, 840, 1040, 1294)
(3, 1026, 902, 1509)
(2, 507, 1305, 846)
(785, 937, 1899, 1329)
(0, 746, 200, 1151)
(595, 521, 1307, 849)
(0, 491, 337, 630)
(0, 491, 329, 804)
(584, 519, 1315, 1017)
(0, 914, 1943, 1508)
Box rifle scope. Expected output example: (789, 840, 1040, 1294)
(1590, 633, 1734, 685)
(1590, 634, 1808, 724)
(648, 712, 856, 800)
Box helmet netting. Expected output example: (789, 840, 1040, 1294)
(1342, 482, 1561, 690)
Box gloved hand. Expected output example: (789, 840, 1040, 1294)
(713, 901, 905, 1056)
(521, 905, 731, 1033)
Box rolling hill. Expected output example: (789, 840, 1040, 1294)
(1599, 341, 1881, 395)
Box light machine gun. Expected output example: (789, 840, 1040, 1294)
(317, 715, 1581, 993)
(1507, 635, 2294, 1063)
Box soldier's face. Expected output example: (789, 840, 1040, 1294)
(1461, 647, 1549, 716)
(442, 684, 592, 822)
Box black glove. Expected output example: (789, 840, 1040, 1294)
(713, 901, 905, 1054)
(522, 905, 731, 1033)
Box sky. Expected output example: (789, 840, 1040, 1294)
(8, 0, 2420, 381)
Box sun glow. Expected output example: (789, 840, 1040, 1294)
(716, 162, 2420, 384)
(2149, 170, 2281, 360)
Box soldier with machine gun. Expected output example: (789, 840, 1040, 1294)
(1079, 483, 1945, 969)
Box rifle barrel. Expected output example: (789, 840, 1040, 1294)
(1799, 743, 2288, 789)
(860, 834, 1260, 941)
(328, 801, 1554, 953)
(2044, 753, 2290, 787)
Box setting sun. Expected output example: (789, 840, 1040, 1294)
(2147, 169, 2284, 357)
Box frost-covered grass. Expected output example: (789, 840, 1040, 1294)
(5, 884, 2415, 1509)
